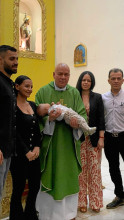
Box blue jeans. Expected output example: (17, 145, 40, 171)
(0, 157, 11, 202)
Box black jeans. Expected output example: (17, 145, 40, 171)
(104, 132, 124, 199)
(9, 156, 41, 220)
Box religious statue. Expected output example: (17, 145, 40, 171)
(20, 14, 32, 50)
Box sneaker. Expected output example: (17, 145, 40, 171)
(106, 197, 124, 209)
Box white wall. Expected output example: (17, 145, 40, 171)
(55, 0, 124, 93)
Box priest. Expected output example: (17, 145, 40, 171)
(35, 63, 87, 220)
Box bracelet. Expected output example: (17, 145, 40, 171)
(99, 136, 104, 138)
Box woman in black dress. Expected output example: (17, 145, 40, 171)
(10, 75, 41, 220)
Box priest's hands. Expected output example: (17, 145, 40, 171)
(49, 108, 62, 121)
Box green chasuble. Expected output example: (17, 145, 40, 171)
(35, 81, 87, 200)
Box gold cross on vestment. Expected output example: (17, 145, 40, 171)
(59, 99, 67, 106)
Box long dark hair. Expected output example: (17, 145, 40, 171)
(76, 71, 95, 96)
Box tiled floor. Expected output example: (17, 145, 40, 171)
(76, 149, 124, 220)
(2, 150, 124, 220)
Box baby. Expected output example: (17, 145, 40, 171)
(37, 103, 96, 136)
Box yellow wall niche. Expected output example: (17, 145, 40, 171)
(0, 0, 55, 100)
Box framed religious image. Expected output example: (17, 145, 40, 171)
(74, 44, 87, 67)
(13, 0, 46, 59)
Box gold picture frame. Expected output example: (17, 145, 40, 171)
(13, 0, 47, 60)
(74, 44, 87, 67)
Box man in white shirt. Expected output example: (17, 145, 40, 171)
(102, 68, 124, 209)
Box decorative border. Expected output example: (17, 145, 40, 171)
(74, 43, 87, 67)
(13, 0, 47, 60)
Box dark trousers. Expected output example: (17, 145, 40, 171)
(9, 156, 41, 220)
(104, 132, 124, 199)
